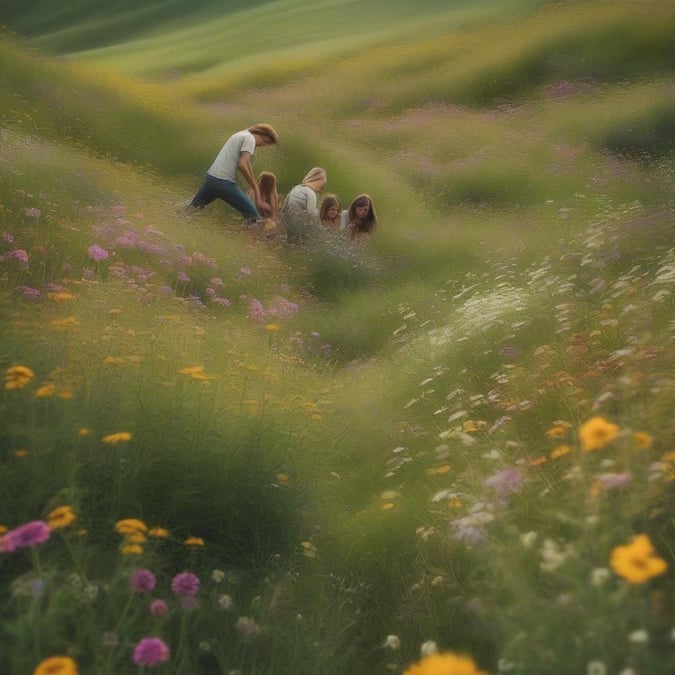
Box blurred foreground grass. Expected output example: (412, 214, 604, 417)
(1, 0, 674, 673)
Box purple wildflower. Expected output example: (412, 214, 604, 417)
(130, 568, 157, 593)
(484, 467, 526, 499)
(132, 637, 170, 667)
(248, 299, 266, 323)
(149, 599, 169, 618)
(597, 472, 632, 490)
(177, 271, 190, 283)
(450, 511, 494, 546)
(0, 521, 51, 552)
(8, 249, 29, 264)
(2, 232, 14, 243)
(171, 572, 200, 597)
(16, 286, 41, 299)
(212, 297, 231, 307)
(88, 244, 109, 262)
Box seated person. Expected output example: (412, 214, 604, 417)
(279, 167, 328, 245)
(319, 194, 342, 230)
(341, 194, 378, 241)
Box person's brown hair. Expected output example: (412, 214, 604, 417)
(319, 194, 341, 224)
(347, 194, 377, 238)
(248, 123, 279, 145)
(257, 171, 279, 217)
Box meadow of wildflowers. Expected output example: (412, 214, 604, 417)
(1, 1, 674, 674)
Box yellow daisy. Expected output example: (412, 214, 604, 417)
(610, 534, 668, 584)
(33, 655, 79, 675)
(578, 417, 620, 452)
(5, 365, 34, 390)
(403, 652, 489, 675)
(47, 506, 77, 530)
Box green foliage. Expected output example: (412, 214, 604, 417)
(1, 1, 674, 674)
(599, 99, 675, 159)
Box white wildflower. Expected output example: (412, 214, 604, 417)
(383, 635, 400, 651)
(420, 641, 438, 656)
(586, 660, 606, 675)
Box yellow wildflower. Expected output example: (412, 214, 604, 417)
(546, 421, 571, 439)
(14, 448, 29, 458)
(148, 527, 169, 538)
(610, 534, 668, 584)
(115, 518, 147, 535)
(184, 536, 205, 547)
(276, 473, 290, 485)
(179, 366, 205, 375)
(46, 291, 75, 301)
(120, 543, 144, 555)
(125, 532, 147, 544)
(403, 652, 489, 675)
(51, 316, 80, 330)
(57, 390, 74, 400)
(78, 428, 92, 436)
(633, 432, 653, 450)
(578, 417, 620, 452)
(35, 383, 57, 398)
(33, 655, 79, 675)
(103, 356, 126, 365)
(102, 432, 132, 445)
(265, 323, 282, 332)
(528, 455, 548, 467)
(381, 502, 395, 510)
(5, 365, 34, 390)
(47, 505, 77, 529)
(0, 525, 7, 534)
(550, 445, 572, 459)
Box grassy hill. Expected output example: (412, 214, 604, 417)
(1, 1, 674, 673)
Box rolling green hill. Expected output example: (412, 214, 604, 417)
(1, 1, 674, 673)
(3, 0, 541, 79)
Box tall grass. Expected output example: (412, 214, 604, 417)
(1, 1, 674, 673)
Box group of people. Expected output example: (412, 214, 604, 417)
(188, 123, 377, 245)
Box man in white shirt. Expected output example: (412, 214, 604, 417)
(190, 123, 278, 221)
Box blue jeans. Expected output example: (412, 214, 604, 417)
(190, 174, 260, 220)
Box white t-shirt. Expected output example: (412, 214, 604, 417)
(207, 130, 256, 182)
(283, 185, 318, 216)
(339, 209, 349, 229)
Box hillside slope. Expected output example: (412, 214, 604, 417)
(2, 0, 539, 78)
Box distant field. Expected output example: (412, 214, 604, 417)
(1, 1, 673, 673)
(2, 0, 540, 80)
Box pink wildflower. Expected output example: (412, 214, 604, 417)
(149, 599, 169, 618)
(248, 299, 266, 323)
(8, 249, 29, 264)
(130, 568, 157, 593)
(132, 637, 170, 667)
(16, 286, 41, 299)
(170, 572, 200, 597)
(484, 467, 526, 499)
(88, 244, 109, 262)
(1, 520, 51, 552)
